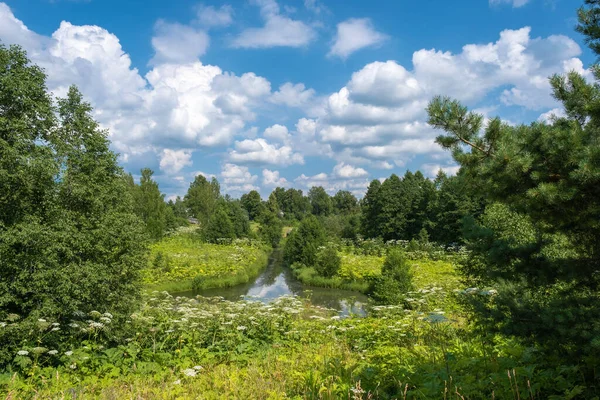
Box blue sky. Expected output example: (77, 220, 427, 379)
(0, 0, 593, 199)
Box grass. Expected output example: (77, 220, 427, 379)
(291, 247, 460, 295)
(2, 290, 585, 398)
(141, 227, 270, 292)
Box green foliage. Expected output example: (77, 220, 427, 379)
(0, 46, 147, 366)
(203, 206, 235, 243)
(142, 228, 268, 291)
(258, 210, 283, 248)
(130, 168, 169, 240)
(184, 175, 220, 226)
(426, 6, 600, 371)
(332, 190, 358, 214)
(369, 250, 413, 304)
(283, 216, 326, 266)
(315, 246, 341, 278)
(240, 190, 264, 221)
(308, 186, 332, 216)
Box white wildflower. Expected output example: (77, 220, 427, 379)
(183, 368, 197, 377)
(17, 350, 28, 356)
(237, 325, 247, 331)
(193, 365, 203, 371)
(70, 363, 77, 369)
(65, 351, 73, 356)
(47, 350, 58, 355)
(173, 379, 181, 385)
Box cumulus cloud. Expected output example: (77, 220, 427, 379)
(262, 169, 289, 186)
(196, 4, 233, 27)
(150, 20, 209, 65)
(263, 124, 290, 143)
(328, 18, 388, 59)
(333, 162, 368, 178)
(221, 163, 259, 193)
(538, 107, 566, 123)
(270, 82, 315, 108)
(232, 0, 315, 48)
(159, 149, 193, 174)
(229, 138, 304, 166)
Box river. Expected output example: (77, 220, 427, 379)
(173, 251, 370, 316)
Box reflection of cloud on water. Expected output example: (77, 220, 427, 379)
(246, 274, 290, 299)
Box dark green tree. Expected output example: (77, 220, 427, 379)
(240, 190, 264, 221)
(203, 206, 235, 242)
(0, 45, 147, 352)
(315, 246, 341, 277)
(221, 199, 250, 238)
(184, 175, 220, 225)
(308, 186, 332, 216)
(332, 190, 358, 214)
(131, 168, 168, 240)
(283, 216, 326, 266)
(258, 210, 283, 247)
(369, 250, 413, 304)
(425, 3, 600, 369)
(360, 179, 383, 238)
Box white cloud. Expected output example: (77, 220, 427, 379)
(160, 149, 193, 174)
(538, 107, 566, 123)
(150, 20, 209, 65)
(328, 18, 388, 59)
(270, 82, 315, 108)
(229, 138, 304, 166)
(263, 124, 290, 142)
(489, 0, 530, 8)
(262, 169, 289, 186)
(221, 163, 259, 194)
(196, 4, 233, 28)
(333, 162, 368, 178)
(232, 0, 315, 48)
(421, 163, 460, 178)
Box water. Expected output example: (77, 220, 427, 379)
(173, 251, 370, 316)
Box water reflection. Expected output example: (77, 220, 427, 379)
(173, 251, 369, 316)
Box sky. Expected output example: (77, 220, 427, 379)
(0, 0, 593, 199)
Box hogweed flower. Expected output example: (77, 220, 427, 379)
(183, 369, 197, 377)
(17, 350, 29, 356)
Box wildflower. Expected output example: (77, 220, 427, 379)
(193, 365, 203, 371)
(47, 350, 58, 355)
(51, 327, 60, 332)
(173, 380, 181, 385)
(102, 312, 113, 319)
(52, 322, 60, 327)
(330, 316, 341, 321)
(38, 319, 47, 323)
(69, 323, 79, 328)
(237, 325, 247, 331)
(0, 322, 6, 328)
(65, 351, 73, 356)
(183, 368, 197, 377)
(70, 364, 77, 370)
(32, 347, 47, 354)
(17, 350, 29, 356)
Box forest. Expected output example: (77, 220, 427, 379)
(1, 1, 600, 399)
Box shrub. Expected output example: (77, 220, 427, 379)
(369, 249, 413, 304)
(283, 216, 326, 266)
(315, 246, 341, 278)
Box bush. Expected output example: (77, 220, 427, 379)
(283, 216, 326, 266)
(315, 246, 341, 278)
(369, 249, 413, 304)
(203, 207, 235, 243)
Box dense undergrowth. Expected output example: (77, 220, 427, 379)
(1, 286, 590, 399)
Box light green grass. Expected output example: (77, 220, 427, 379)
(142, 230, 269, 292)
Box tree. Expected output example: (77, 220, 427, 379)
(369, 250, 413, 304)
(203, 206, 235, 242)
(283, 216, 326, 266)
(332, 190, 358, 214)
(259, 210, 283, 247)
(308, 186, 332, 216)
(131, 168, 168, 240)
(360, 179, 383, 238)
(283, 188, 310, 220)
(315, 246, 341, 277)
(425, 3, 600, 367)
(184, 175, 220, 225)
(240, 190, 264, 221)
(221, 199, 250, 238)
(0, 44, 147, 355)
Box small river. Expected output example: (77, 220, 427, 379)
(173, 251, 370, 316)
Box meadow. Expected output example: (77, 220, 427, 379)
(142, 227, 270, 293)
(1, 241, 586, 399)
